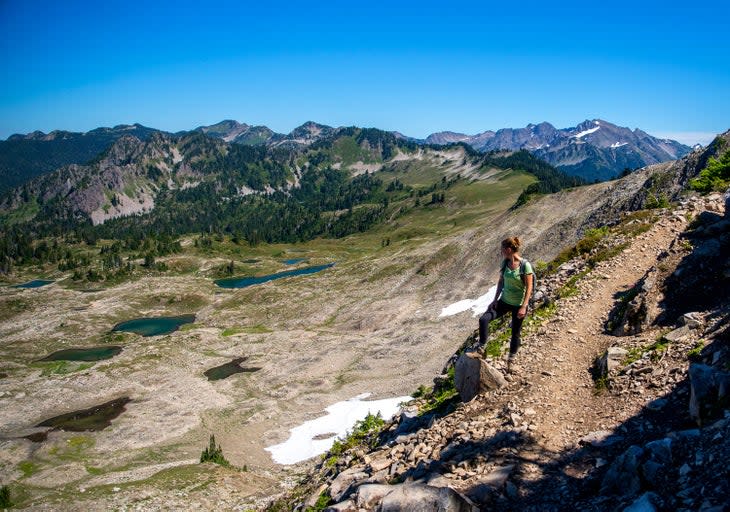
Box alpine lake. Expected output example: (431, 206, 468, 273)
(12, 279, 54, 289)
(214, 263, 334, 289)
(111, 314, 196, 337)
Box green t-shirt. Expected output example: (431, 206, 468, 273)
(501, 259, 533, 307)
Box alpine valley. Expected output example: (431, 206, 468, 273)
(0, 118, 728, 511)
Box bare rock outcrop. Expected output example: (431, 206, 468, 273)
(454, 353, 507, 402)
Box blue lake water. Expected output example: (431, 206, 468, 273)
(214, 263, 334, 289)
(13, 279, 54, 288)
(111, 315, 196, 337)
(38, 346, 123, 362)
(283, 258, 307, 265)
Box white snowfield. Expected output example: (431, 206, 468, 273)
(266, 393, 412, 465)
(439, 285, 497, 318)
(571, 123, 601, 139)
(610, 142, 628, 148)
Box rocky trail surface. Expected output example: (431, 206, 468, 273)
(297, 192, 730, 511)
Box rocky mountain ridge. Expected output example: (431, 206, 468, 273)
(194, 118, 691, 181)
(0, 127, 492, 231)
(193, 120, 275, 145)
(2, 119, 694, 193)
(0, 124, 159, 195)
(427, 119, 692, 182)
(1, 131, 225, 225)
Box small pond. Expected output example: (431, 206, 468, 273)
(214, 263, 334, 289)
(112, 314, 195, 337)
(31, 397, 132, 440)
(283, 258, 307, 265)
(204, 357, 261, 381)
(37, 346, 123, 362)
(12, 279, 54, 289)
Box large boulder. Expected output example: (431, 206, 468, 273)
(596, 347, 628, 377)
(454, 352, 507, 402)
(689, 363, 730, 425)
(379, 483, 478, 512)
(329, 466, 369, 502)
(600, 445, 644, 497)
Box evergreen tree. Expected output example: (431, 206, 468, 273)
(200, 434, 230, 466)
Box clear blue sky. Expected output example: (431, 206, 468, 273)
(1, 0, 728, 145)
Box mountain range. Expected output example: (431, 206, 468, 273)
(0, 119, 692, 196)
(425, 119, 691, 182)
(0, 125, 582, 238)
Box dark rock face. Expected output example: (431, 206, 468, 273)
(690, 364, 730, 425)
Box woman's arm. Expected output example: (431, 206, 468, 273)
(491, 275, 504, 309)
(517, 273, 533, 318)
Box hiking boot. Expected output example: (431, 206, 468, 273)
(506, 353, 517, 373)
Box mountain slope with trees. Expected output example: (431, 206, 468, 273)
(0, 124, 159, 195)
(0, 127, 582, 275)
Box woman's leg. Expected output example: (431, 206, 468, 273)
(508, 305, 525, 356)
(478, 301, 509, 346)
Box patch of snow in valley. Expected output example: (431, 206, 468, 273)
(266, 393, 411, 465)
(610, 142, 628, 148)
(439, 285, 497, 317)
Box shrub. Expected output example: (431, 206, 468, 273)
(328, 412, 386, 459)
(412, 384, 429, 398)
(0, 485, 11, 508)
(200, 434, 230, 466)
(306, 491, 332, 511)
(419, 367, 458, 415)
(690, 150, 730, 193)
(645, 193, 669, 209)
(687, 340, 705, 361)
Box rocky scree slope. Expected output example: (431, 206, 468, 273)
(269, 190, 730, 510)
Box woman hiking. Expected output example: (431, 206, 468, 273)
(478, 237, 534, 372)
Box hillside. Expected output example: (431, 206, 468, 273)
(0, 124, 158, 196)
(0, 126, 580, 250)
(259, 132, 729, 510)
(0, 131, 726, 511)
(268, 187, 730, 509)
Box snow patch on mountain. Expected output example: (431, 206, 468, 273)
(572, 125, 601, 139)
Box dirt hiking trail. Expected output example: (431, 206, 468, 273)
(446, 212, 688, 498)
